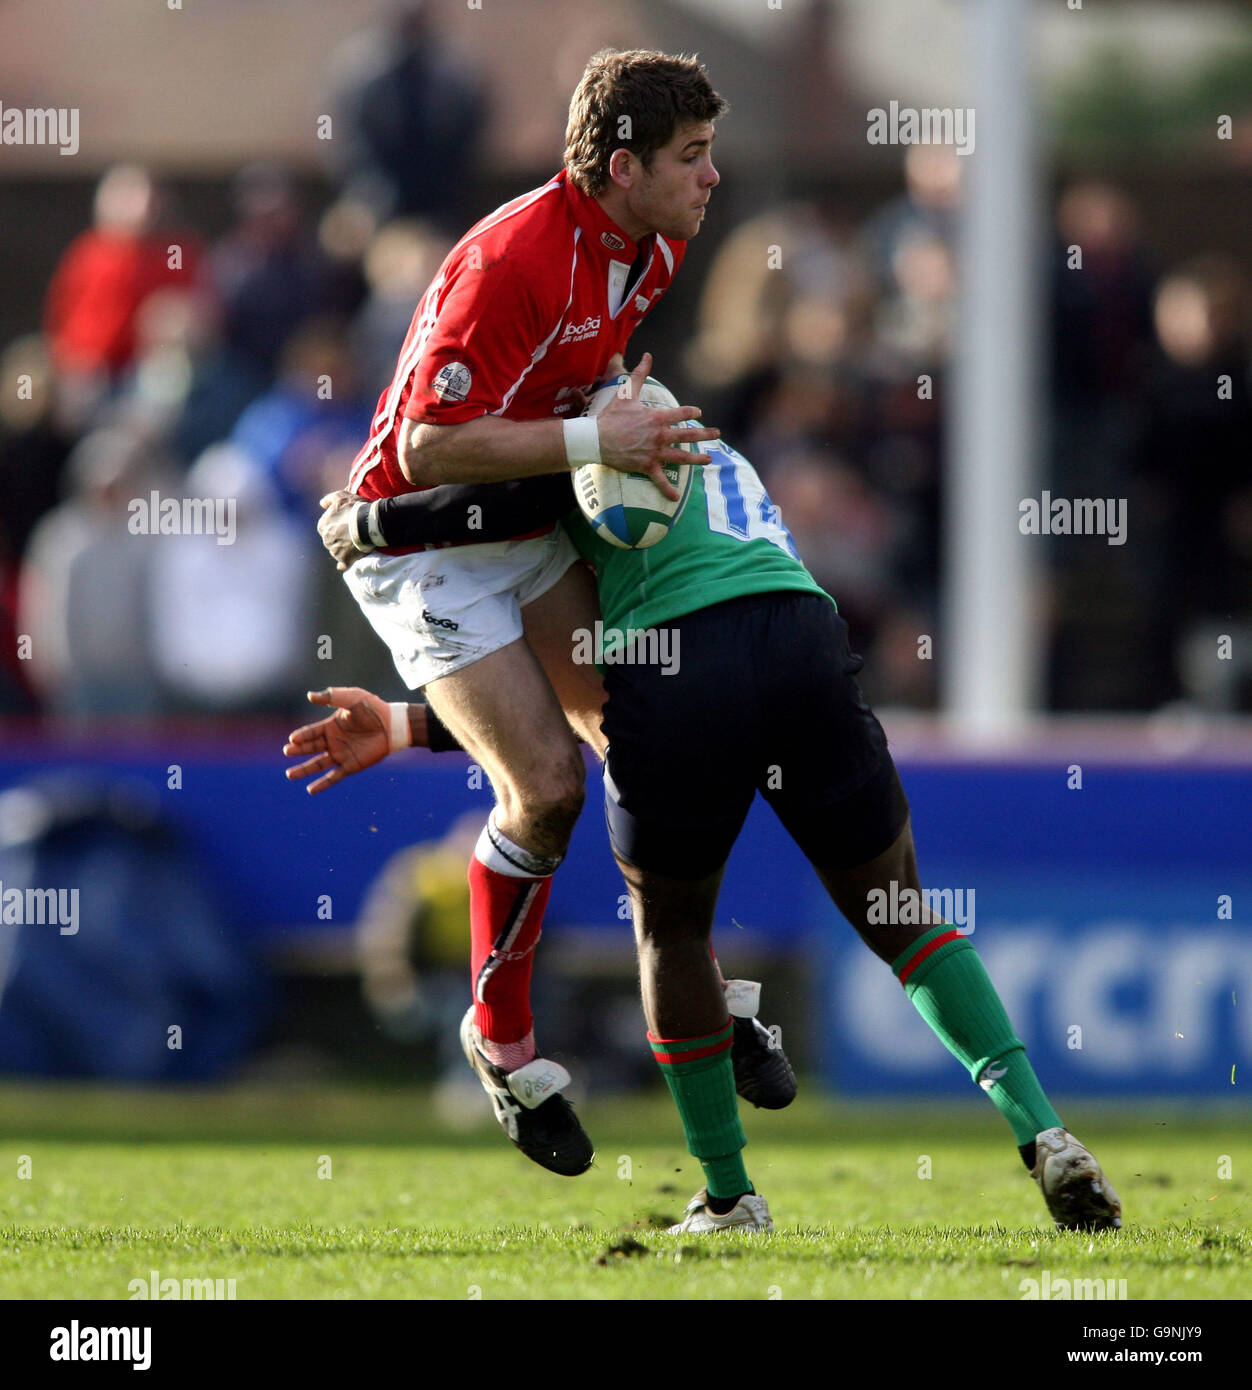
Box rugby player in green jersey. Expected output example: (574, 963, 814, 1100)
(290, 373, 1121, 1236)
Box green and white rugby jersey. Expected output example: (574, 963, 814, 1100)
(564, 439, 833, 655)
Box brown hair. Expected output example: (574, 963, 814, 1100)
(564, 49, 727, 197)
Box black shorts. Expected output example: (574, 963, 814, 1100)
(601, 591, 910, 881)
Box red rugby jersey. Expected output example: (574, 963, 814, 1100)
(347, 169, 686, 517)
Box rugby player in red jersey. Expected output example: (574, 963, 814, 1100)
(325, 51, 727, 1176)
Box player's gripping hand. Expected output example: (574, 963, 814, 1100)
(318, 489, 368, 571)
(284, 687, 427, 793)
(595, 352, 719, 502)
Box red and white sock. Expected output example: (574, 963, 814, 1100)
(468, 811, 561, 1069)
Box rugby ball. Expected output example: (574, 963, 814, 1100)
(572, 374, 698, 549)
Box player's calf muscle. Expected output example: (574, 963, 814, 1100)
(638, 937, 726, 1039)
(624, 867, 727, 1038)
(819, 821, 938, 963)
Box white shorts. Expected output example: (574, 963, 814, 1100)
(343, 527, 580, 689)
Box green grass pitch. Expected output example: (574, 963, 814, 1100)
(0, 1083, 1247, 1300)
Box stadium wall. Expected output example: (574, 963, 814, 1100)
(0, 731, 1247, 1097)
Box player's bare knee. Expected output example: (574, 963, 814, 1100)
(519, 759, 585, 836)
(543, 757, 586, 816)
(538, 784, 586, 841)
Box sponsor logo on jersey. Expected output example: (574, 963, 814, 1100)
(559, 315, 602, 345)
(600, 231, 627, 251)
(431, 361, 472, 402)
(422, 609, 460, 632)
(634, 295, 650, 314)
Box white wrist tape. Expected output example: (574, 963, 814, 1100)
(388, 702, 411, 751)
(366, 500, 388, 549)
(348, 503, 374, 552)
(562, 416, 601, 469)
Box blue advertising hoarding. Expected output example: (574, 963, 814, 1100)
(0, 734, 1248, 1096)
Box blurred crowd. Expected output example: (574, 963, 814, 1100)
(0, 3, 481, 720)
(0, 158, 456, 719)
(1, 60, 1249, 719)
(684, 149, 1252, 712)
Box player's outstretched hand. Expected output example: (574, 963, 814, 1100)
(596, 351, 719, 502)
(318, 489, 370, 571)
(284, 687, 405, 793)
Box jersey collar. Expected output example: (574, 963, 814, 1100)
(559, 169, 641, 263)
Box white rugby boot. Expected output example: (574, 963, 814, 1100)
(667, 1188, 774, 1234)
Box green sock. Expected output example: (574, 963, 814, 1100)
(892, 925, 1062, 1146)
(649, 1019, 751, 1199)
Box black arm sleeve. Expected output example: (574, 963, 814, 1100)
(375, 476, 576, 547)
(423, 702, 464, 753)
